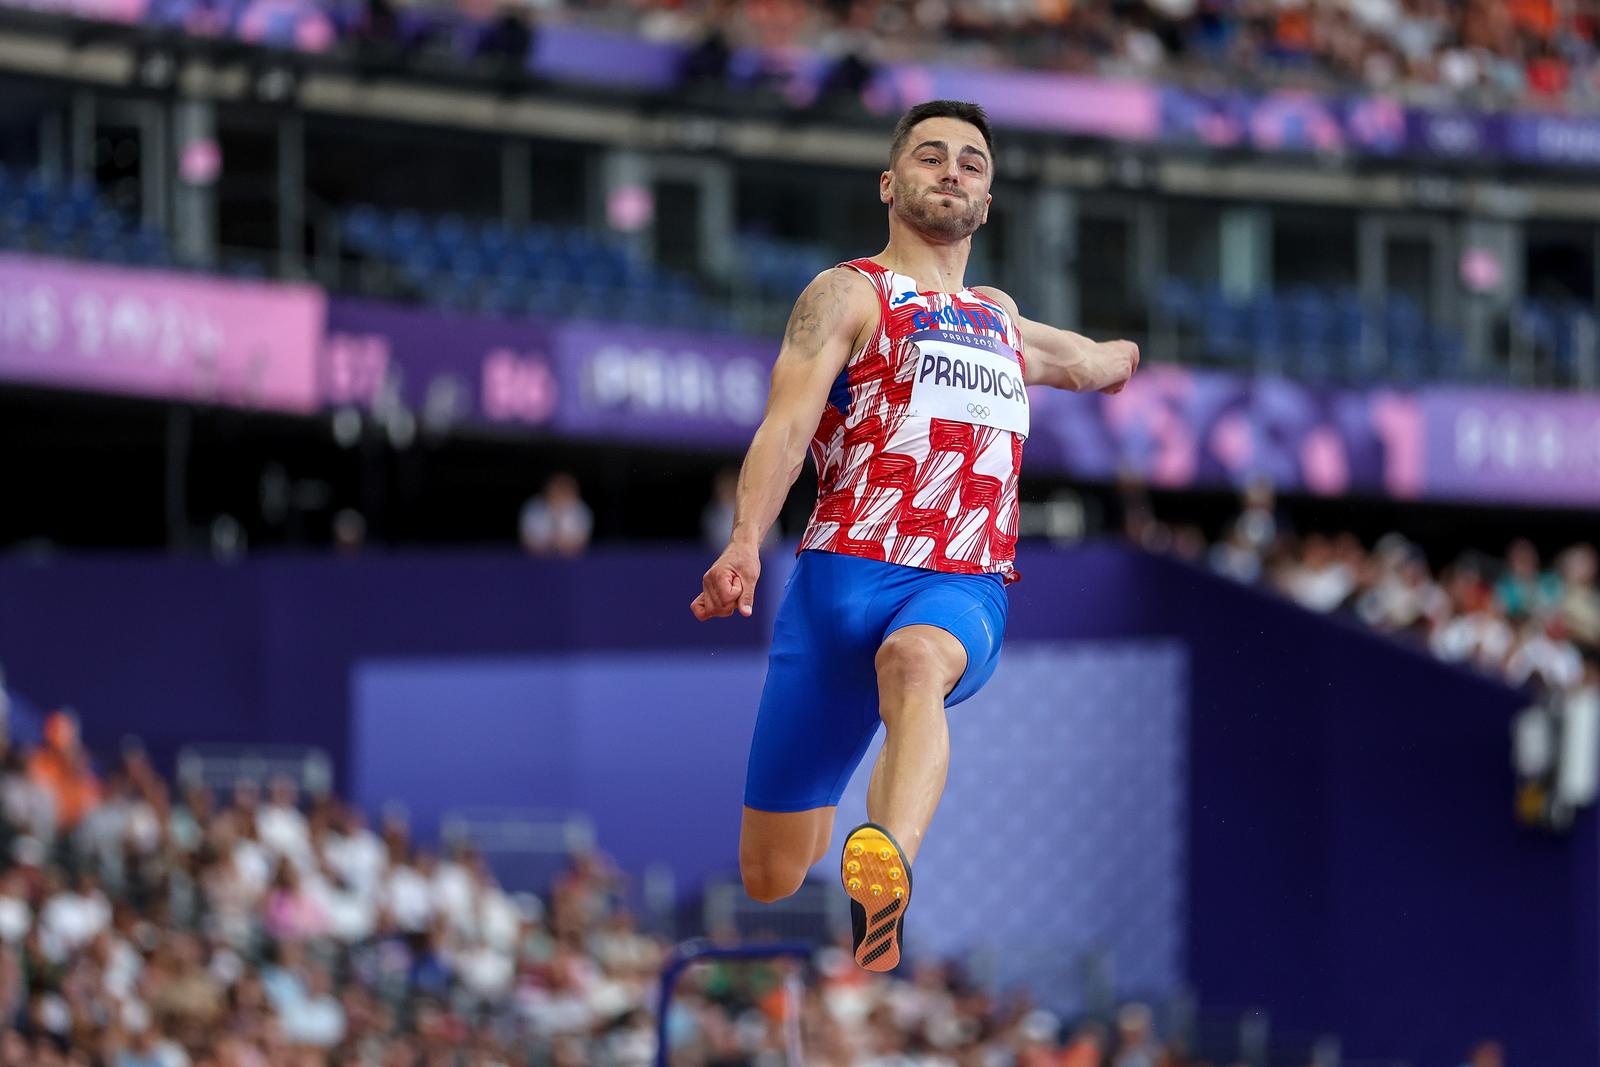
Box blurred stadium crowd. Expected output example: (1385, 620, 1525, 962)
(0, 710, 1208, 1067)
(608, 0, 1600, 106)
(181, 0, 1600, 112)
(1121, 477, 1600, 699)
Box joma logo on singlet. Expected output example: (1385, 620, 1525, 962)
(910, 305, 1004, 332)
(916, 352, 1028, 402)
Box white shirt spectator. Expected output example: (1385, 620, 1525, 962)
(0, 884, 29, 945)
(458, 943, 515, 1000)
(1431, 611, 1513, 668)
(323, 826, 387, 898)
(1282, 561, 1354, 613)
(279, 989, 346, 1048)
(432, 858, 477, 936)
(1507, 632, 1583, 691)
(479, 886, 522, 953)
(520, 497, 593, 556)
(310, 873, 375, 943)
(104, 935, 145, 1000)
(520, 474, 593, 556)
(231, 839, 273, 901)
(257, 802, 312, 869)
(384, 863, 434, 932)
(40, 886, 110, 958)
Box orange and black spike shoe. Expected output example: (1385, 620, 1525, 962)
(840, 822, 912, 972)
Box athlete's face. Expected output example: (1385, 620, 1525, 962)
(881, 117, 992, 241)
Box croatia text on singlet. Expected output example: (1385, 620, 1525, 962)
(797, 258, 1027, 580)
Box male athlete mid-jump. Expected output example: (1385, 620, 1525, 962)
(691, 100, 1139, 972)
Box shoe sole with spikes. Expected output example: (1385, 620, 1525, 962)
(840, 822, 911, 972)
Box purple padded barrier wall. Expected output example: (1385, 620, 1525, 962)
(348, 652, 768, 890)
(818, 640, 1189, 1017)
(0, 544, 1592, 1064)
(0, 549, 757, 778)
(1006, 547, 1596, 1067)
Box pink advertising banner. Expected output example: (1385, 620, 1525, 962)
(0, 253, 325, 413)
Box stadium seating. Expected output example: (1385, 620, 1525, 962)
(337, 204, 733, 329)
(0, 164, 173, 268)
(1155, 275, 1469, 384)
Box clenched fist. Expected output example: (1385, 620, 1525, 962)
(1095, 339, 1140, 395)
(691, 542, 762, 620)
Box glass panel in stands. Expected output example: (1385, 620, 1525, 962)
(305, 116, 500, 216)
(93, 122, 144, 223)
(1076, 202, 1142, 341)
(524, 139, 590, 227)
(216, 108, 279, 270)
(0, 75, 47, 172)
(653, 178, 700, 274)
(1272, 206, 1358, 290)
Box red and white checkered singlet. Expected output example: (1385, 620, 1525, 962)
(797, 258, 1028, 581)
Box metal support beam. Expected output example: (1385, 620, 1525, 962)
(278, 111, 305, 279)
(170, 97, 211, 263)
(501, 136, 531, 226)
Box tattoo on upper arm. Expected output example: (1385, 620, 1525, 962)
(783, 273, 849, 355)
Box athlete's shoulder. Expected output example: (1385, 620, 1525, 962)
(970, 285, 1021, 319)
(795, 266, 880, 320)
(778, 267, 879, 354)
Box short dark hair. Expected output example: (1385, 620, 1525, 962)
(888, 100, 995, 169)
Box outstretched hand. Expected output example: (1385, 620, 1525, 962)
(691, 542, 762, 620)
(1096, 339, 1141, 395)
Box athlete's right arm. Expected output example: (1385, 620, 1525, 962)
(691, 268, 876, 621)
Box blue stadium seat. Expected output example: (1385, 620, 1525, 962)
(1331, 289, 1367, 382)
(0, 212, 26, 250)
(1430, 329, 1464, 381)
(1248, 294, 1287, 375)
(432, 213, 470, 255)
(64, 179, 98, 224)
(388, 210, 426, 257)
(342, 204, 385, 252)
(1201, 288, 1246, 362)
(1383, 294, 1427, 383)
(1285, 286, 1334, 380)
(21, 172, 55, 224)
(1155, 276, 1201, 326)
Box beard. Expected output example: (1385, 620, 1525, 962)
(891, 175, 985, 241)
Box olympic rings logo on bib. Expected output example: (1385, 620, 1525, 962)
(904, 328, 1029, 439)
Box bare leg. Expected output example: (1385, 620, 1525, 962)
(740, 805, 837, 902)
(863, 624, 966, 865)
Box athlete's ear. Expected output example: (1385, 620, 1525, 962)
(981, 191, 992, 224)
(880, 171, 893, 205)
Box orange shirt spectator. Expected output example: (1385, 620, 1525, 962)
(26, 710, 101, 831)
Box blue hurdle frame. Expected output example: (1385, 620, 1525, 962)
(654, 939, 813, 1067)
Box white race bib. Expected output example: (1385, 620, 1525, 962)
(904, 328, 1029, 439)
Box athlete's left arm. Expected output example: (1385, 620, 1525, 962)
(972, 286, 1139, 394)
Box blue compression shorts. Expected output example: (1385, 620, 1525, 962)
(743, 549, 1010, 813)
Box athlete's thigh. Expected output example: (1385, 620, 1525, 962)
(744, 638, 881, 813)
(743, 553, 884, 814)
(883, 573, 1009, 707)
(740, 804, 838, 870)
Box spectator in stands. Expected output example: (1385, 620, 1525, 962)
(1061, 1020, 1108, 1067)
(1496, 538, 1562, 620)
(27, 711, 100, 837)
(1556, 544, 1600, 650)
(704, 467, 779, 551)
(1278, 532, 1356, 613)
(332, 509, 367, 557)
(476, 0, 536, 72)
(520, 472, 593, 557)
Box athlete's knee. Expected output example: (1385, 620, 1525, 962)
(740, 855, 808, 903)
(876, 628, 960, 699)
